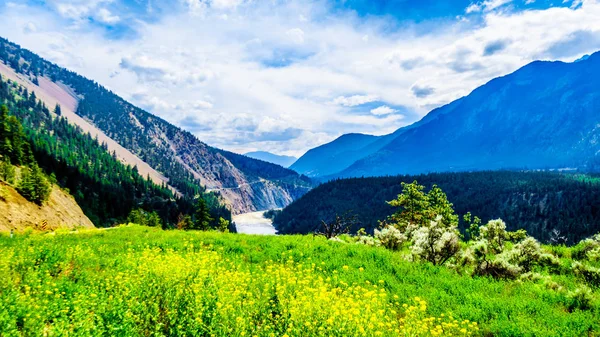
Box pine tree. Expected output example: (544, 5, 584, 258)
(194, 197, 213, 231)
(0, 159, 15, 184)
(388, 181, 430, 229)
(17, 164, 50, 205)
(54, 104, 62, 116)
(427, 184, 458, 228)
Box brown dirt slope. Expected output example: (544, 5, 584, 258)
(0, 181, 95, 232)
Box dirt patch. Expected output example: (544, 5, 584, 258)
(0, 181, 95, 232)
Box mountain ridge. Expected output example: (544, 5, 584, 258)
(244, 151, 297, 168)
(300, 51, 600, 179)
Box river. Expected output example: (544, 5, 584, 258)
(232, 211, 277, 235)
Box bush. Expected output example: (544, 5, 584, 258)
(510, 237, 543, 272)
(566, 286, 595, 311)
(474, 255, 522, 279)
(479, 219, 507, 254)
(374, 225, 407, 251)
(572, 262, 600, 287)
(127, 209, 163, 228)
(411, 216, 460, 266)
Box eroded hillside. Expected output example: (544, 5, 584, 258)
(0, 181, 94, 231)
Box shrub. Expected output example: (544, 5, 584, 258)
(506, 229, 528, 243)
(411, 216, 460, 266)
(355, 235, 380, 247)
(566, 286, 595, 311)
(374, 225, 407, 251)
(474, 254, 522, 279)
(572, 262, 600, 287)
(510, 237, 543, 272)
(479, 219, 507, 254)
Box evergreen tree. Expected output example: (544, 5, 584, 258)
(54, 104, 62, 116)
(194, 197, 213, 230)
(388, 181, 430, 229)
(0, 159, 15, 184)
(17, 164, 50, 205)
(427, 184, 458, 228)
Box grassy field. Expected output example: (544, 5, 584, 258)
(0, 226, 598, 336)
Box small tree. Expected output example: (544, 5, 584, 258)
(319, 213, 357, 239)
(194, 197, 213, 231)
(17, 165, 51, 205)
(176, 213, 193, 230)
(427, 185, 458, 228)
(463, 212, 482, 241)
(54, 104, 62, 116)
(216, 217, 230, 233)
(388, 181, 430, 230)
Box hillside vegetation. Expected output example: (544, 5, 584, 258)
(274, 171, 600, 243)
(0, 225, 598, 336)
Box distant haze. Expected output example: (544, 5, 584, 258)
(245, 151, 298, 168)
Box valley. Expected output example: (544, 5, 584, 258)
(0, 1, 600, 335)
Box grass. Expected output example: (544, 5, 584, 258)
(0, 226, 598, 336)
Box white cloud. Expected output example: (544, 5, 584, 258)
(466, 0, 513, 13)
(286, 28, 305, 44)
(96, 8, 120, 24)
(332, 95, 378, 107)
(370, 106, 397, 116)
(2, 0, 600, 156)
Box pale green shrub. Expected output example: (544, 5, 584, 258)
(374, 225, 407, 251)
(478, 219, 507, 254)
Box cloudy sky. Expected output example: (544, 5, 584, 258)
(0, 0, 599, 157)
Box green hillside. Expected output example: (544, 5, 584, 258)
(1, 225, 598, 336)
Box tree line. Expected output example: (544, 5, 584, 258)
(273, 171, 600, 244)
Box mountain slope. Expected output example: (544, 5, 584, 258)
(0, 37, 311, 213)
(290, 133, 381, 177)
(333, 53, 600, 178)
(244, 151, 297, 168)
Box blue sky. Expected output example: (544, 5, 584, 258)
(0, 0, 598, 156)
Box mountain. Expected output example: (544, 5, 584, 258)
(244, 151, 297, 168)
(0, 37, 312, 214)
(290, 133, 381, 177)
(273, 171, 600, 244)
(301, 52, 600, 178)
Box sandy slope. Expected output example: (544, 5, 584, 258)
(0, 181, 94, 231)
(0, 62, 171, 190)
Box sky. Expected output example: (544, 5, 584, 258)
(0, 0, 599, 157)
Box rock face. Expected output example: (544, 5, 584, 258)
(0, 181, 95, 231)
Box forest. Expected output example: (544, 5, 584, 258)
(0, 74, 230, 227)
(273, 171, 600, 244)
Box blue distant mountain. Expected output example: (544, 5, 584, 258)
(244, 151, 297, 168)
(296, 51, 600, 178)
